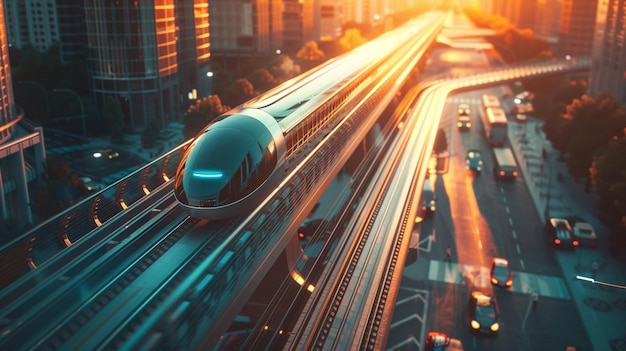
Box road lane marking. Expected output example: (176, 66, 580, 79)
(428, 260, 570, 299)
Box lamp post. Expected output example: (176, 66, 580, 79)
(576, 275, 626, 290)
(53, 88, 86, 137)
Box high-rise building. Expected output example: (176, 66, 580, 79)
(282, 0, 304, 55)
(558, 0, 598, 57)
(0, 0, 46, 237)
(588, 0, 626, 104)
(4, 0, 60, 52)
(534, 0, 561, 50)
(56, 0, 87, 64)
(209, 0, 283, 56)
(317, 0, 343, 41)
(174, 0, 212, 105)
(85, 0, 211, 131)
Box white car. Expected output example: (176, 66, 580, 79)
(80, 177, 104, 192)
(568, 217, 598, 248)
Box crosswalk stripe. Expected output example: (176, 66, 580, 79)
(427, 260, 571, 300)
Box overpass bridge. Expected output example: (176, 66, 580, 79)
(0, 17, 590, 351)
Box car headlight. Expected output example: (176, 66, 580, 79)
(506, 280, 513, 287)
(466, 122, 471, 127)
(491, 277, 499, 284)
(471, 320, 480, 329)
(490, 322, 499, 332)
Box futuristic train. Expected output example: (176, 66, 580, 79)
(174, 11, 446, 219)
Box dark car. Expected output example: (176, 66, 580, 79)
(468, 291, 500, 335)
(545, 218, 579, 249)
(297, 218, 324, 244)
(465, 149, 483, 173)
(457, 116, 471, 130)
(566, 216, 598, 248)
(458, 103, 471, 116)
(490, 257, 513, 288)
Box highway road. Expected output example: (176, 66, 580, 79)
(386, 87, 594, 351)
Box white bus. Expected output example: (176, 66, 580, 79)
(492, 147, 519, 180)
(482, 106, 508, 146)
(482, 94, 501, 108)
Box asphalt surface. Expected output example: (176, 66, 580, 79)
(385, 88, 626, 351)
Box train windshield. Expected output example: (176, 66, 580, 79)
(175, 115, 277, 207)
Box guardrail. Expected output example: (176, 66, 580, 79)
(0, 141, 190, 290)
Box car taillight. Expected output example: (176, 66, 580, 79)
(499, 171, 505, 177)
(513, 171, 519, 177)
(573, 240, 579, 246)
(298, 232, 305, 239)
(554, 238, 561, 245)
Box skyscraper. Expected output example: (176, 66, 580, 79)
(588, 0, 626, 104)
(209, 0, 283, 59)
(4, 0, 61, 52)
(0, 0, 46, 237)
(558, 0, 598, 57)
(85, 0, 211, 131)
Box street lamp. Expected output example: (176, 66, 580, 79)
(576, 275, 626, 290)
(53, 88, 86, 137)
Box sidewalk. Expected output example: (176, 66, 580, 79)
(505, 95, 626, 351)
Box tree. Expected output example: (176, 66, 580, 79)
(222, 78, 256, 108)
(590, 132, 626, 256)
(339, 28, 366, 52)
(560, 93, 626, 178)
(248, 68, 276, 93)
(433, 128, 448, 155)
(270, 55, 301, 83)
(296, 41, 326, 71)
(103, 96, 125, 144)
(183, 95, 230, 140)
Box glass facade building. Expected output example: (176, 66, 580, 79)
(0, 1, 46, 236)
(85, 0, 210, 130)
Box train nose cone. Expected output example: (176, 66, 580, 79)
(175, 115, 277, 210)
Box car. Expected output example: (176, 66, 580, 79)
(425, 332, 464, 351)
(514, 91, 535, 103)
(92, 148, 120, 159)
(567, 216, 598, 248)
(297, 218, 324, 243)
(421, 178, 436, 216)
(79, 177, 104, 192)
(465, 149, 483, 173)
(545, 217, 579, 249)
(456, 116, 471, 130)
(106, 149, 120, 159)
(457, 103, 471, 116)
(468, 291, 500, 335)
(515, 114, 528, 123)
(490, 257, 513, 288)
